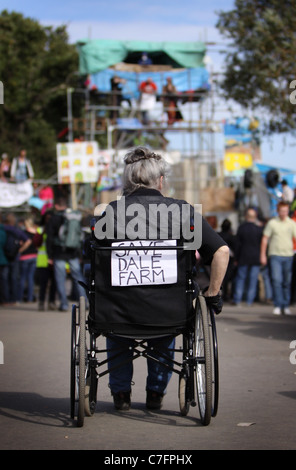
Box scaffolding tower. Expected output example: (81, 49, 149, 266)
(66, 69, 225, 207)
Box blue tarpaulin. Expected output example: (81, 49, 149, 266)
(90, 67, 210, 100)
(255, 163, 296, 216)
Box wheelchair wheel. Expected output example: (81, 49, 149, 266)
(70, 304, 77, 420)
(179, 375, 190, 416)
(209, 308, 219, 417)
(194, 295, 212, 426)
(70, 297, 87, 427)
(77, 296, 86, 427)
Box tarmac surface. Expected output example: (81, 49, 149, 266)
(0, 300, 296, 451)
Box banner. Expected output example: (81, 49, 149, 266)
(57, 142, 112, 184)
(0, 180, 33, 208)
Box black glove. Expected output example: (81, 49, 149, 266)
(203, 290, 223, 315)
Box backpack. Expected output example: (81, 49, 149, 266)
(56, 209, 82, 249)
(4, 231, 20, 261)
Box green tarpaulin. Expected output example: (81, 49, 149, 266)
(77, 39, 206, 74)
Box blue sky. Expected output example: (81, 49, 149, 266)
(2, 0, 296, 173)
(3, 0, 228, 45)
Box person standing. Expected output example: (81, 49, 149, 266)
(46, 197, 87, 311)
(35, 211, 56, 311)
(233, 208, 263, 306)
(110, 75, 127, 120)
(139, 77, 157, 125)
(260, 202, 296, 315)
(18, 216, 38, 303)
(161, 77, 183, 125)
(281, 179, 294, 204)
(10, 149, 34, 183)
(218, 219, 237, 302)
(4, 213, 31, 304)
(0, 153, 11, 181)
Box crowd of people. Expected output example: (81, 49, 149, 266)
(0, 197, 88, 310)
(218, 197, 296, 315)
(1, 144, 296, 318)
(1, 196, 296, 316)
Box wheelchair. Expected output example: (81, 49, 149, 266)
(70, 226, 219, 428)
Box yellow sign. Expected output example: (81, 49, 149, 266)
(224, 151, 253, 172)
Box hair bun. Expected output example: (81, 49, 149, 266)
(124, 147, 161, 164)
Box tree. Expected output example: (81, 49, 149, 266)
(0, 10, 79, 177)
(216, 0, 296, 133)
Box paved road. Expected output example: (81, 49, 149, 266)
(0, 301, 296, 451)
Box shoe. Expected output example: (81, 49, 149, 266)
(48, 302, 56, 311)
(38, 302, 45, 311)
(283, 307, 292, 315)
(230, 301, 241, 307)
(146, 390, 163, 410)
(273, 307, 281, 315)
(112, 391, 131, 410)
(59, 306, 68, 312)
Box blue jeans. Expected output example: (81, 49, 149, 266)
(269, 256, 293, 308)
(0, 265, 9, 303)
(107, 336, 175, 394)
(7, 259, 19, 302)
(233, 265, 260, 305)
(261, 265, 273, 300)
(54, 258, 86, 309)
(18, 258, 37, 301)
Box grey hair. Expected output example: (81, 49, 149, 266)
(122, 146, 169, 194)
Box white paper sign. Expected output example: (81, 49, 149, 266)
(0, 180, 33, 208)
(111, 240, 177, 287)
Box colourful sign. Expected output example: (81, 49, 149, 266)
(57, 142, 112, 184)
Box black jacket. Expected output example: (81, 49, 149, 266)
(91, 187, 226, 334)
(235, 221, 263, 266)
(102, 187, 226, 263)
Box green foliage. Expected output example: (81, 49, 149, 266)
(0, 10, 79, 177)
(216, 0, 296, 133)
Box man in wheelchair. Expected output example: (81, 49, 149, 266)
(92, 146, 229, 411)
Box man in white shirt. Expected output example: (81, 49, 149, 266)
(260, 201, 296, 315)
